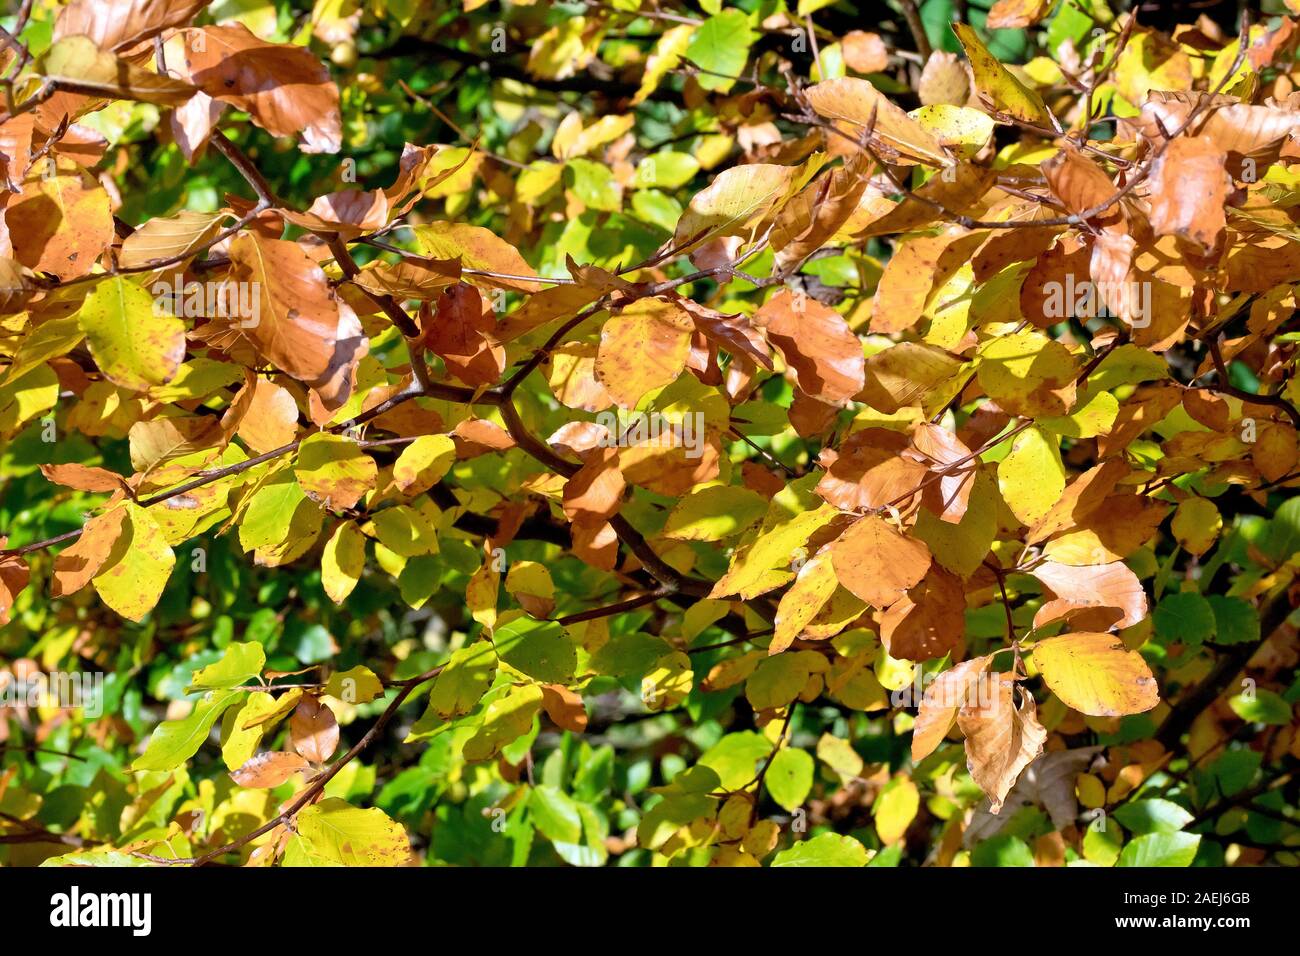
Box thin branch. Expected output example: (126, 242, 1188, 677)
(1207, 339, 1300, 429)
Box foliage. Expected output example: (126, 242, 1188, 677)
(1, 0, 1299, 869)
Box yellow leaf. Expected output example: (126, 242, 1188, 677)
(952, 22, 1049, 125)
(92, 503, 176, 622)
(1032, 632, 1160, 717)
(392, 434, 456, 496)
(295, 434, 377, 511)
(772, 550, 839, 654)
(997, 425, 1064, 525)
(1171, 497, 1221, 556)
(873, 775, 919, 844)
(321, 521, 365, 604)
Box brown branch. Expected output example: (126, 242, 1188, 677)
(1207, 339, 1300, 429)
(556, 587, 672, 625)
(209, 129, 280, 208)
(1156, 589, 1292, 750)
(137, 662, 445, 866)
(895, 0, 932, 60)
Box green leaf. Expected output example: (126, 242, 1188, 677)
(1209, 749, 1262, 797)
(685, 11, 757, 93)
(746, 653, 817, 710)
(239, 470, 309, 552)
(1117, 831, 1201, 867)
(1153, 592, 1216, 644)
(529, 785, 583, 844)
(427, 641, 498, 720)
(1207, 596, 1260, 645)
(131, 689, 244, 772)
(698, 731, 772, 790)
(1113, 798, 1194, 835)
(663, 485, 767, 541)
(971, 835, 1035, 867)
(772, 832, 868, 867)
(493, 617, 576, 683)
(765, 748, 814, 812)
(587, 631, 673, 680)
(1082, 815, 1123, 866)
(1229, 688, 1293, 725)
(189, 641, 266, 691)
(463, 684, 545, 762)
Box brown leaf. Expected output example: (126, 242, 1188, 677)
(229, 751, 312, 789)
(917, 51, 970, 107)
(1041, 493, 1170, 565)
(1041, 145, 1126, 232)
(7, 165, 114, 280)
(815, 427, 928, 512)
(986, 0, 1051, 29)
(354, 257, 462, 299)
(857, 168, 991, 239)
(770, 152, 873, 274)
(51, 507, 127, 597)
(177, 23, 341, 153)
(879, 565, 965, 662)
(0, 552, 30, 626)
(128, 416, 224, 473)
(829, 514, 932, 609)
(54, 0, 211, 53)
(1031, 560, 1148, 631)
(870, 229, 983, 334)
(1019, 233, 1091, 329)
(911, 654, 992, 762)
(1026, 458, 1131, 544)
(229, 377, 299, 454)
(755, 289, 864, 405)
(118, 210, 227, 270)
(1182, 388, 1232, 431)
(540, 684, 588, 732)
(1148, 136, 1228, 254)
(804, 77, 950, 166)
(677, 298, 773, 371)
(423, 284, 505, 387)
(570, 516, 618, 571)
(452, 419, 516, 457)
(958, 676, 1046, 812)
(562, 446, 625, 522)
(39, 462, 128, 493)
(290, 696, 340, 763)
(595, 297, 693, 408)
(1252, 422, 1298, 483)
(170, 90, 225, 163)
(282, 189, 390, 239)
(911, 423, 976, 523)
(858, 342, 963, 414)
(842, 31, 890, 73)
(223, 233, 344, 382)
(788, 388, 838, 438)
